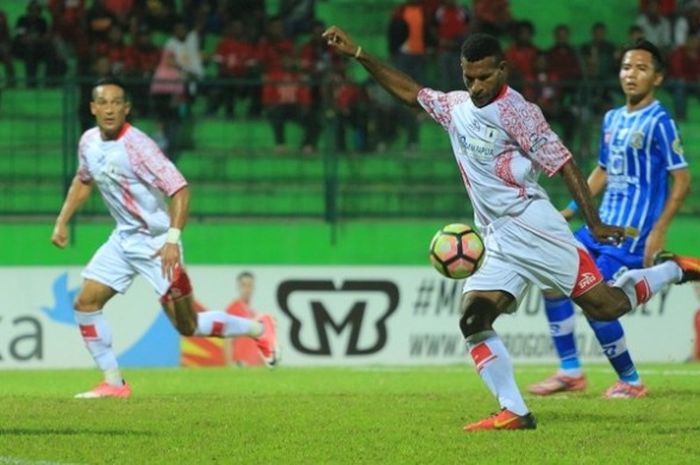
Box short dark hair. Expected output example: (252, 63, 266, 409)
(622, 39, 665, 72)
(91, 76, 130, 101)
(461, 33, 503, 62)
(237, 271, 254, 281)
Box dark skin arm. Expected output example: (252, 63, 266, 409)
(559, 159, 625, 244)
(322, 26, 423, 107)
(158, 186, 190, 281)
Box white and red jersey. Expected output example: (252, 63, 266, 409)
(77, 123, 187, 236)
(417, 86, 572, 231)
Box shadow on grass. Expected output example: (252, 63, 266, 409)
(0, 428, 157, 437)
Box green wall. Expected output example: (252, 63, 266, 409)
(2, 217, 698, 266)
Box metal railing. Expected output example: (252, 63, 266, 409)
(0, 76, 697, 221)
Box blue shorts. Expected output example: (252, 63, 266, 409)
(574, 227, 644, 281)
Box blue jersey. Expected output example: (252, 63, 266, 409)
(597, 100, 687, 254)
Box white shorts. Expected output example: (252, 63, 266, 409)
(463, 199, 602, 312)
(82, 231, 180, 296)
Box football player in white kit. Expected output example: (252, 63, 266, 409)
(323, 27, 700, 431)
(52, 78, 279, 399)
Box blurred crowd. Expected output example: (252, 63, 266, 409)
(0, 0, 699, 161)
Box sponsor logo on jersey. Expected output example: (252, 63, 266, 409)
(630, 131, 644, 150)
(459, 134, 495, 161)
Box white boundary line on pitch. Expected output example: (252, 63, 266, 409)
(0, 457, 84, 465)
(348, 366, 700, 376)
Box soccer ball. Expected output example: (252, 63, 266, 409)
(429, 223, 485, 279)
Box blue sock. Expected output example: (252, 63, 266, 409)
(544, 296, 581, 375)
(587, 319, 640, 384)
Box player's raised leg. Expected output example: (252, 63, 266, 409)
(160, 266, 279, 366)
(73, 279, 132, 399)
(574, 258, 691, 321)
(460, 290, 536, 432)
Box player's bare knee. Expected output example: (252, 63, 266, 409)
(73, 296, 103, 312)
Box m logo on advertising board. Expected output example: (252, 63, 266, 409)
(277, 280, 399, 356)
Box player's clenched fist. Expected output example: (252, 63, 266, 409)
(322, 26, 360, 58)
(51, 222, 68, 248)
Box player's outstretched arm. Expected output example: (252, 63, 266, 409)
(51, 176, 94, 248)
(323, 25, 422, 107)
(158, 186, 190, 281)
(559, 159, 625, 244)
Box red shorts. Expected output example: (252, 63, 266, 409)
(570, 248, 604, 298)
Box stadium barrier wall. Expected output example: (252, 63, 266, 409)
(1, 266, 697, 369)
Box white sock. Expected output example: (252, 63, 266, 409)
(194, 311, 263, 338)
(74, 311, 123, 387)
(613, 261, 682, 306)
(466, 330, 529, 416)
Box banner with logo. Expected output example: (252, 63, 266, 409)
(1, 266, 698, 368)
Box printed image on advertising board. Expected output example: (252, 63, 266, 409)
(2, 266, 698, 369)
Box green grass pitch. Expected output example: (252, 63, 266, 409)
(1, 364, 700, 465)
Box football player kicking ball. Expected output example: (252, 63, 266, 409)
(323, 27, 700, 431)
(52, 77, 279, 399)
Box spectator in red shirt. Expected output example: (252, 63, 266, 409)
(545, 24, 582, 108)
(504, 20, 539, 101)
(94, 24, 129, 76)
(125, 27, 161, 116)
(299, 20, 336, 134)
(0, 10, 15, 87)
(472, 0, 512, 37)
(48, 0, 89, 70)
(328, 61, 369, 153)
(533, 52, 576, 152)
(434, 0, 469, 90)
(257, 15, 295, 73)
(668, 34, 700, 120)
(262, 55, 320, 154)
(102, 0, 134, 28)
(640, 0, 676, 17)
(206, 19, 260, 118)
(541, 25, 582, 150)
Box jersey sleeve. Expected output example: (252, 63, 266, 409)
(597, 111, 613, 170)
(76, 134, 92, 183)
(125, 133, 188, 196)
(653, 115, 688, 171)
(497, 98, 572, 176)
(417, 88, 469, 131)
